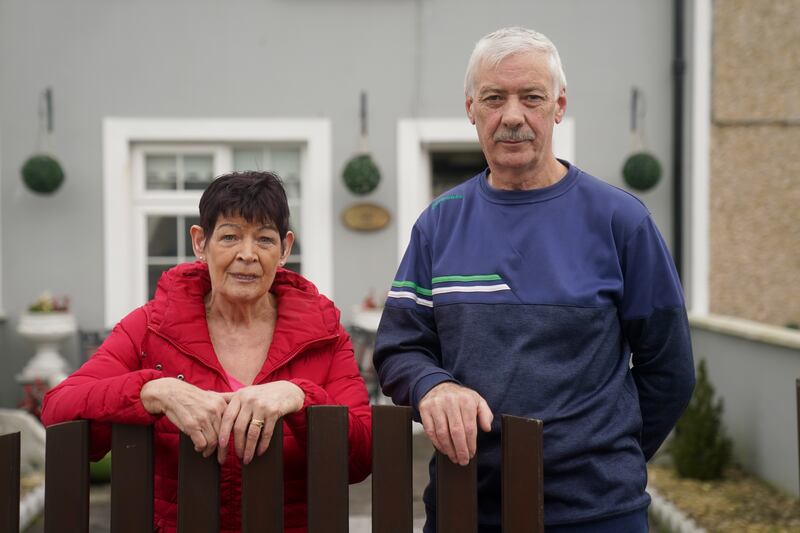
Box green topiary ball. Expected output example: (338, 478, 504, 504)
(21, 154, 65, 194)
(342, 154, 380, 195)
(622, 152, 661, 192)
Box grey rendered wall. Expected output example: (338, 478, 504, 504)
(0, 0, 674, 407)
(690, 325, 800, 496)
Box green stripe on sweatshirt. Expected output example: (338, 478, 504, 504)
(391, 280, 433, 296)
(431, 274, 502, 284)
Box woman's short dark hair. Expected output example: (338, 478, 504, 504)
(198, 171, 290, 243)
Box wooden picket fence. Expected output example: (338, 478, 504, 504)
(0, 405, 543, 532)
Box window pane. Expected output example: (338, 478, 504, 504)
(283, 262, 301, 273)
(148, 263, 176, 299)
(148, 216, 178, 256)
(183, 216, 200, 256)
(146, 155, 178, 190)
(183, 155, 214, 190)
(233, 148, 265, 172)
(273, 149, 301, 200)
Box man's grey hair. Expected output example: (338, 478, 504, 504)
(464, 27, 567, 97)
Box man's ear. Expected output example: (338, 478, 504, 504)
(465, 96, 476, 125)
(554, 87, 567, 124)
(189, 225, 207, 259)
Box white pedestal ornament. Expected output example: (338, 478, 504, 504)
(17, 312, 76, 386)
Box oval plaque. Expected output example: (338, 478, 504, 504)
(342, 203, 390, 232)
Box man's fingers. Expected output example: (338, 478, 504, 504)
(446, 405, 470, 465)
(459, 401, 478, 459)
(431, 407, 459, 464)
(476, 395, 494, 432)
(420, 409, 442, 452)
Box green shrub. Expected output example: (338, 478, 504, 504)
(669, 359, 732, 480)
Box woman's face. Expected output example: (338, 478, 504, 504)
(190, 214, 293, 305)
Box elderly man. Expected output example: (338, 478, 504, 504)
(374, 27, 695, 532)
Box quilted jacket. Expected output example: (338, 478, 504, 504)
(41, 261, 372, 532)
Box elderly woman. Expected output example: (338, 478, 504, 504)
(40, 171, 372, 532)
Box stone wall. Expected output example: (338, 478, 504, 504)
(710, 0, 800, 326)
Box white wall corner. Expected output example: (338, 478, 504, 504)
(690, 0, 712, 315)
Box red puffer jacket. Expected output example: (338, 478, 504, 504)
(41, 262, 372, 532)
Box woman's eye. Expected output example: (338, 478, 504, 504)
(221, 234, 237, 241)
(258, 236, 275, 245)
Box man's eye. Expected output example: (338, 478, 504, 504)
(526, 94, 544, 102)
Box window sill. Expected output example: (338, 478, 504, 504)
(688, 312, 800, 351)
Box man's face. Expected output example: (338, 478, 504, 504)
(466, 52, 566, 180)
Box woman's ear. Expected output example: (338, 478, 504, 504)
(280, 231, 295, 266)
(189, 225, 207, 261)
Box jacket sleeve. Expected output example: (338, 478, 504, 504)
(40, 308, 162, 459)
(373, 224, 455, 417)
(620, 216, 696, 460)
(284, 323, 372, 483)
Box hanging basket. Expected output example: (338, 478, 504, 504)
(622, 152, 661, 192)
(21, 154, 65, 194)
(342, 154, 380, 195)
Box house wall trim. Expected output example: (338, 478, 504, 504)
(690, 0, 712, 315)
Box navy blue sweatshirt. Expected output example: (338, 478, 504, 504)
(374, 162, 695, 527)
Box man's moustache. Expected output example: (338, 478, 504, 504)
(493, 130, 535, 142)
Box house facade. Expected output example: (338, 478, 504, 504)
(1, 0, 798, 496)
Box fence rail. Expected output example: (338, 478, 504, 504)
(0, 405, 543, 532)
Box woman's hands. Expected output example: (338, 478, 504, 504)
(141, 378, 229, 458)
(217, 381, 305, 464)
(140, 378, 305, 464)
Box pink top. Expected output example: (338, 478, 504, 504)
(226, 372, 246, 391)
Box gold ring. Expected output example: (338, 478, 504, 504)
(250, 418, 265, 429)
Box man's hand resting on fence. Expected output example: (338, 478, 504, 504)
(418, 382, 493, 466)
(140, 377, 229, 458)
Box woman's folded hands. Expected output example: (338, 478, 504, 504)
(140, 378, 305, 464)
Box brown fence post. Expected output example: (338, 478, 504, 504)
(45, 420, 89, 533)
(797, 379, 799, 495)
(242, 419, 284, 533)
(307, 405, 349, 533)
(111, 424, 153, 532)
(178, 433, 220, 532)
(436, 450, 477, 533)
(0, 432, 20, 532)
(502, 415, 544, 533)
(372, 405, 413, 533)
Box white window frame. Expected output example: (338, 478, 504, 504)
(395, 117, 575, 263)
(102, 118, 332, 328)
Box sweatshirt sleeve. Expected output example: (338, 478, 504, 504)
(40, 309, 162, 459)
(619, 216, 696, 460)
(373, 224, 455, 417)
(283, 323, 372, 483)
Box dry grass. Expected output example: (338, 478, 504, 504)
(648, 465, 800, 532)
